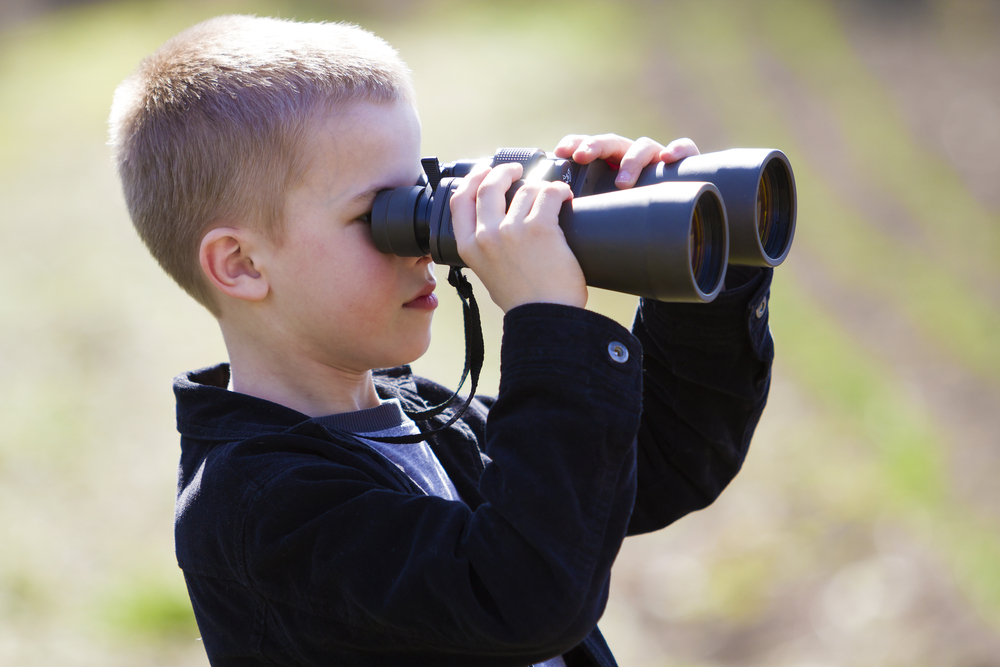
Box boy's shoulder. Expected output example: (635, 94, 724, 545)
(173, 363, 492, 573)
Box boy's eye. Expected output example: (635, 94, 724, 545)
(357, 211, 372, 224)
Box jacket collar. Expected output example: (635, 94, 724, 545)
(173, 363, 426, 443)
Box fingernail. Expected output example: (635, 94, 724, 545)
(615, 169, 633, 184)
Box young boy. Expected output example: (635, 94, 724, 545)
(109, 14, 774, 667)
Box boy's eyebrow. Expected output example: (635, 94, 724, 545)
(350, 185, 393, 207)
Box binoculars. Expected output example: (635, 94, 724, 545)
(371, 146, 796, 302)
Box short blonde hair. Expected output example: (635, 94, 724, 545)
(109, 15, 414, 314)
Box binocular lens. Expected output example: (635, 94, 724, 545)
(691, 191, 726, 294)
(756, 157, 794, 262)
(691, 209, 704, 282)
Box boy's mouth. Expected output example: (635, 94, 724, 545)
(403, 282, 438, 310)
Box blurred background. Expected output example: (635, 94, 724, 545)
(1, 0, 999, 664)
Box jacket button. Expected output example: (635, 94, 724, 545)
(607, 341, 629, 363)
(755, 297, 768, 319)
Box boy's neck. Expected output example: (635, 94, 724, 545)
(230, 357, 382, 418)
(222, 330, 382, 418)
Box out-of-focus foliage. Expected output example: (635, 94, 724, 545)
(1, 0, 998, 665)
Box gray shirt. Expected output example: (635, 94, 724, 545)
(317, 399, 460, 501)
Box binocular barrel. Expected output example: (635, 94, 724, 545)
(558, 182, 727, 302)
(633, 149, 795, 267)
(370, 147, 796, 303)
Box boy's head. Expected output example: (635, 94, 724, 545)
(108, 15, 415, 315)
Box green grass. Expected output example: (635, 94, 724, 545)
(101, 572, 200, 642)
(771, 278, 948, 509)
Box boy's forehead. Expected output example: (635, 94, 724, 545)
(298, 100, 422, 197)
(319, 100, 420, 145)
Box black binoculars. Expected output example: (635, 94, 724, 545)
(371, 146, 796, 302)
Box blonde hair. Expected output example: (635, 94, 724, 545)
(108, 15, 414, 314)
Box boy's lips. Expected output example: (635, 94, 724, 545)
(404, 282, 438, 310)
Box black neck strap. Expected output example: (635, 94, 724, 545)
(362, 266, 484, 444)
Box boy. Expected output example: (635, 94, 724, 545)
(109, 14, 773, 667)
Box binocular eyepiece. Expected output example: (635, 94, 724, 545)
(371, 146, 796, 302)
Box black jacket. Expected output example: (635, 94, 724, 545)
(173, 270, 774, 666)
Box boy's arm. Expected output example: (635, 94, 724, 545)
(551, 134, 774, 533)
(627, 265, 774, 534)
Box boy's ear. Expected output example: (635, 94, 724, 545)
(199, 227, 270, 303)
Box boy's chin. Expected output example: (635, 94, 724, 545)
(379, 336, 432, 370)
(406, 340, 434, 366)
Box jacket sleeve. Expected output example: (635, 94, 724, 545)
(228, 305, 641, 665)
(627, 266, 774, 535)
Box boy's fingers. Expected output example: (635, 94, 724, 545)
(449, 162, 492, 242)
(474, 162, 523, 231)
(554, 133, 634, 165)
(659, 137, 700, 163)
(615, 136, 668, 189)
(524, 181, 573, 223)
(554, 133, 701, 190)
(504, 181, 535, 224)
(556, 133, 701, 170)
(507, 180, 572, 226)
(553, 134, 588, 159)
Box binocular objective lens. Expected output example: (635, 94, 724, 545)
(690, 207, 705, 282)
(757, 170, 774, 249)
(691, 191, 725, 294)
(755, 158, 794, 262)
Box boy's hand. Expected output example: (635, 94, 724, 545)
(450, 161, 585, 313)
(554, 134, 700, 189)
